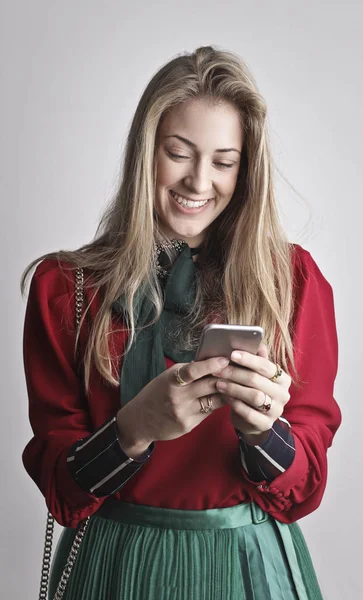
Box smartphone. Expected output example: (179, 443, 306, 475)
(195, 324, 264, 362)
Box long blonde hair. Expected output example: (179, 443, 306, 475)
(21, 45, 296, 389)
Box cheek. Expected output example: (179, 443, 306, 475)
(156, 163, 170, 188)
(220, 175, 238, 202)
(156, 155, 180, 188)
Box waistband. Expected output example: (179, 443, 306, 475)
(95, 498, 270, 530)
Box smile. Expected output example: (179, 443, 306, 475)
(169, 189, 212, 208)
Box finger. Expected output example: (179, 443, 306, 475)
(215, 365, 280, 399)
(227, 396, 273, 430)
(173, 357, 230, 386)
(229, 350, 290, 386)
(191, 376, 223, 400)
(257, 343, 269, 360)
(216, 381, 283, 417)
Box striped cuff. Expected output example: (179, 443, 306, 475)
(66, 416, 154, 497)
(237, 417, 295, 483)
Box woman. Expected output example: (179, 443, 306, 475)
(22, 45, 341, 600)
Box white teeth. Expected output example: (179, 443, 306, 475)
(170, 190, 209, 208)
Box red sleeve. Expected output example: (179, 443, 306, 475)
(22, 260, 106, 527)
(240, 245, 342, 522)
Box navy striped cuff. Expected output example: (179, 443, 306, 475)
(237, 417, 295, 483)
(66, 417, 154, 497)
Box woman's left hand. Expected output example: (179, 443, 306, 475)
(214, 344, 292, 445)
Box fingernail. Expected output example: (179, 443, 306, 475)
(231, 351, 242, 361)
(218, 357, 229, 367)
(216, 380, 228, 390)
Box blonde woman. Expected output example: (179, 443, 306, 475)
(22, 46, 341, 600)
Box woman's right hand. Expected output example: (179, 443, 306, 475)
(116, 356, 230, 459)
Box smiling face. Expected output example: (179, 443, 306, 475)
(154, 99, 244, 247)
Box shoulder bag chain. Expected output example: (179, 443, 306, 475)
(38, 267, 91, 600)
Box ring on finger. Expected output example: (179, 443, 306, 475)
(199, 398, 209, 414)
(175, 366, 188, 386)
(199, 396, 213, 414)
(257, 393, 272, 413)
(270, 363, 283, 383)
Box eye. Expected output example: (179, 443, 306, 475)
(214, 162, 234, 169)
(166, 150, 234, 169)
(166, 150, 190, 160)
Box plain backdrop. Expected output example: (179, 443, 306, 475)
(1, 1, 362, 598)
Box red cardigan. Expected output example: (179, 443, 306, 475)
(22, 244, 341, 528)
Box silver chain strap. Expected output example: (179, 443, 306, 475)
(52, 516, 91, 600)
(38, 512, 55, 599)
(38, 267, 91, 600)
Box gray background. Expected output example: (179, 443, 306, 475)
(1, 1, 361, 598)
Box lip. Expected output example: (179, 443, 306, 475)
(168, 189, 212, 214)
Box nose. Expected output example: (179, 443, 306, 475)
(183, 158, 213, 196)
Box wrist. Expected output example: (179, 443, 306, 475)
(116, 408, 152, 460)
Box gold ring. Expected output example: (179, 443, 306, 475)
(257, 394, 272, 412)
(270, 363, 283, 383)
(175, 366, 188, 386)
(206, 396, 214, 412)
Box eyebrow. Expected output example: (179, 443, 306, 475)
(164, 134, 241, 155)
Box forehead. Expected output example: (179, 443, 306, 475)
(158, 99, 244, 150)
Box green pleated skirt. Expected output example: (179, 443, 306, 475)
(48, 499, 323, 600)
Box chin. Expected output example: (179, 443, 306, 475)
(170, 225, 206, 244)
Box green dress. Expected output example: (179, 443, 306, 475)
(49, 499, 323, 600)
